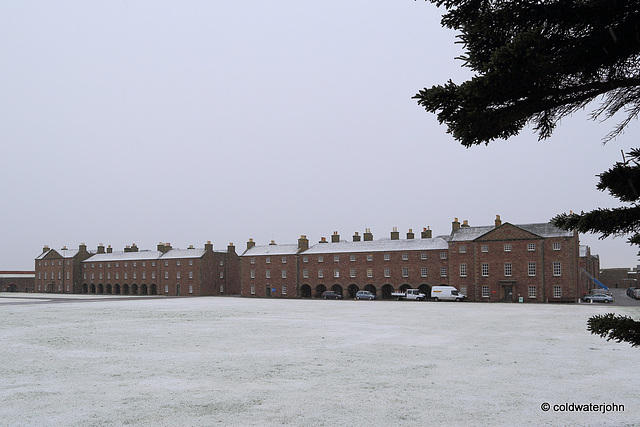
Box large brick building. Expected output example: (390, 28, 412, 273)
(240, 216, 594, 302)
(35, 241, 240, 296)
(32, 216, 597, 301)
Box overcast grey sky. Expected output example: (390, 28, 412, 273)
(1, 1, 638, 270)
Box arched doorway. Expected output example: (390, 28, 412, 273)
(418, 284, 431, 297)
(140, 284, 148, 295)
(347, 284, 359, 299)
(150, 284, 157, 295)
(131, 284, 138, 295)
(331, 284, 343, 297)
(106, 284, 112, 294)
(97, 284, 104, 294)
(90, 284, 96, 294)
(122, 284, 130, 295)
(82, 283, 88, 294)
(381, 284, 394, 300)
(399, 284, 411, 293)
(364, 284, 377, 296)
(315, 284, 327, 298)
(114, 284, 121, 295)
(300, 284, 311, 298)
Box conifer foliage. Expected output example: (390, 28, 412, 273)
(414, 0, 640, 146)
(588, 313, 640, 348)
(552, 149, 640, 251)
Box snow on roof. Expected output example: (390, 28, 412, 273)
(302, 237, 449, 254)
(0, 273, 35, 279)
(35, 248, 80, 260)
(161, 248, 206, 259)
(242, 244, 301, 257)
(83, 250, 163, 263)
(450, 222, 573, 241)
(448, 226, 495, 242)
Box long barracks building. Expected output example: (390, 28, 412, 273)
(240, 216, 599, 303)
(34, 241, 240, 296)
(33, 216, 599, 302)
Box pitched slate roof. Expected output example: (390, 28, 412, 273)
(35, 248, 80, 260)
(303, 237, 449, 254)
(450, 222, 573, 241)
(161, 248, 206, 259)
(83, 250, 163, 263)
(242, 244, 301, 257)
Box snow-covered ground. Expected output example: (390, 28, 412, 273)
(1, 294, 638, 426)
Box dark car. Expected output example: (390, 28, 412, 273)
(355, 290, 376, 300)
(583, 294, 614, 303)
(321, 291, 343, 299)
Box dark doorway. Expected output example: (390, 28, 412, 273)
(502, 285, 514, 302)
(300, 285, 311, 298)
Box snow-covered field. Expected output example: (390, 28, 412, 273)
(1, 294, 638, 426)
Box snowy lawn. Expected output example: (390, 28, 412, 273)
(1, 294, 638, 426)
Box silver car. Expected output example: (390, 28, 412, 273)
(583, 294, 614, 303)
(355, 291, 376, 300)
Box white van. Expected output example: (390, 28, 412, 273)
(431, 286, 466, 302)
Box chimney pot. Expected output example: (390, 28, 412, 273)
(391, 227, 400, 240)
(246, 239, 256, 250)
(452, 218, 461, 233)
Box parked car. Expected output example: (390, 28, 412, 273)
(321, 290, 343, 300)
(355, 291, 376, 300)
(627, 287, 637, 297)
(583, 294, 614, 303)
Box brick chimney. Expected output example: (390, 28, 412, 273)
(42, 245, 50, 254)
(227, 242, 236, 254)
(421, 227, 432, 239)
(452, 218, 461, 233)
(131, 243, 139, 252)
(495, 214, 502, 227)
(246, 239, 256, 251)
(353, 232, 361, 242)
(79, 243, 87, 254)
(124, 245, 131, 253)
(157, 242, 171, 254)
(363, 228, 373, 241)
(407, 229, 414, 240)
(298, 235, 309, 251)
(319, 237, 328, 243)
(204, 241, 213, 252)
(331, 231, 340, 243)
(390, 227, 399, 240)
(97, 243, 106, 254)
(462, 220, 470, 228)
(107, 245, 113, 254)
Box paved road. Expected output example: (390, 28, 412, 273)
(591, 287, 640, 307)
